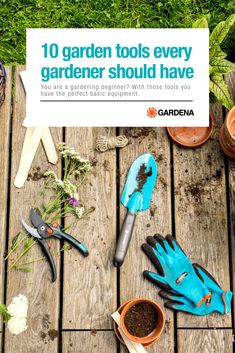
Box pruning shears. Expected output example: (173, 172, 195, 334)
(21, 208, 89, 282)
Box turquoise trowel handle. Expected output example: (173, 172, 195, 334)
(113, 212, 136, 267)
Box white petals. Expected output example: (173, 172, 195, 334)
(7, 294, 28, 335)
(74, 206, 85, 218)
(7, 317, 28, 335)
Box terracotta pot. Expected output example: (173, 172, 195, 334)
(167, 114, 214, 148)
(120, 298, 165, 346)
(219, 106, 235, 158)
(113, 300, 156, 348)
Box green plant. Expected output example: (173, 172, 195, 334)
(0, 0, 235, 65)
(5, 143, 94, 272)
(193, 14, 235, 109)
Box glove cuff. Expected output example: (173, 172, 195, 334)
(222, 290, 233, 315)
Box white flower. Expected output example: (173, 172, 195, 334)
(7, 295, 28, 317)
(7, 317, 28, 335)
(74, 206, 85, 218)
(7, 294, 28, 335)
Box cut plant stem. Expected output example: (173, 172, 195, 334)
(7, 238, 36, 272)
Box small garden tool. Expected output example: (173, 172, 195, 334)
(113, 153, 157, 267)
(21, 208, 89, 282)
(142, 234, 232, 314)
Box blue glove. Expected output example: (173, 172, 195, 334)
(142, 235, 211, 307)
(159, 264, 232, 315)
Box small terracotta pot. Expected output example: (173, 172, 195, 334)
(119, 298, 165, 346)
(219, 106, 235, 158)
(167, 114, 214, 148)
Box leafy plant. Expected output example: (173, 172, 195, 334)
(5, 143, 94, 272)
(0, 0, 235, 65)
(193, 14, 235, 109)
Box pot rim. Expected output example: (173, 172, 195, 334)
(167, 113, 214, 148)
(113, 299, 157, 348)
(225, 105, 235, 140)
(120, 298, 165, 345)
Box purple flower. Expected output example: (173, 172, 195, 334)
(67, 196, 79, 207)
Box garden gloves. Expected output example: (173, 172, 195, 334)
(142, 234, 232, 316)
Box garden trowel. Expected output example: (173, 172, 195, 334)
(113, 153, 157, 267)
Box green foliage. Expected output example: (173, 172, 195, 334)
(0, 0, 235, 64)
(0, 304, 11, 323)
(193, 14, 235, 109)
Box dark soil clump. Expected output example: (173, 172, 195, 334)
(124, 302, 158, 337)
(48, 329, 58, 341)
(124, 128, 151, 139)
(27, 166, 45, 181)
(136, 163, 152, 192)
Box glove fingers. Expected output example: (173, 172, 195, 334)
(159, 289, 183, 301)
(165, 234, 187, 255)
(153, 234, 166, 248)
(164, 300, 185, 311)
(141, 243, 164, 276)
(143, 270, 171, 291)
(193, 263, 220, 287)
(146, 235, 166, 253)
(193, 263, 224, 295)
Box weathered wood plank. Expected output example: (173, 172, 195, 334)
(62, 331, 117, 353)
(174, 103, 231, 328)
(178, 329, 233, 353)
(225, 71, 235, 322)
(4, 66, 62, 353)
(63, 128, 117, 329)
(0, 67, 12, 329)
(119, 128, 174, 353)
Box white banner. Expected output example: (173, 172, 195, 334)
(24, 28, 209, 127)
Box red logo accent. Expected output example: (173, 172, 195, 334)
(147, 107, 157, 118)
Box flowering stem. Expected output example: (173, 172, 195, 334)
(7, 239, 36, 272)
(4, 235, 28, 260)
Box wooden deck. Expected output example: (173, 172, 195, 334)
(0, 66, 234, 353)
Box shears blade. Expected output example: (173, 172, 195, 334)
(30, 208, 44, 227)
(21, 219, 42, 239)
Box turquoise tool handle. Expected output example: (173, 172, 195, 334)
(59, 228, 89, 257)
(113, 212, 136, 267)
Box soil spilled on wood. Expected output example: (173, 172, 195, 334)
(124, 302, 158, 337)
(27, 166, 45, 181)
(136, 163, 152, 192)
(48, 329, 58, 341)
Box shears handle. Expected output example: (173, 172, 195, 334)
(55, 226, 89, 257)
(39, 238, 57, 282)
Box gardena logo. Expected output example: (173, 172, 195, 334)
(147, 108, 194, 118)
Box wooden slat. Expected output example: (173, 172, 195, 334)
(178, 329, 233, 353)
(4, 66, 62, 353)
(174, 103, 231, 328)
(225, 71, 235, 321)
(119, 128, 174, 353)
(0, 67, 12, 329)
(63, 128, 117, 329)
(62, 331, 117, 352)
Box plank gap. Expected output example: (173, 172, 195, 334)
(58, 127, 66, 353)
(177, 327, 233, 330)
(2, 66, 13, 353)
(224, 155, 235, 333)
(170, 136, 178, 353)
(116, 126, 121, 353)
(61, 328, 114, 332)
